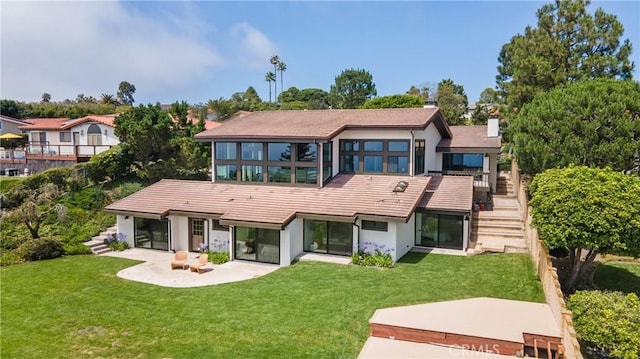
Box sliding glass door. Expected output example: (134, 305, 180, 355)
(234, 226, 280, 264)
(415, 212, 463, 250)
(303, 220, 353, 256)
(134, 218, 169, 250)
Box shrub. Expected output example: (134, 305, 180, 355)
(105, 233, 129, 251)
(568, 290, 640, 359)
(65, 186, 108, 211)
(497, 156, 512, 172)
(0, 250, 24, 267)
(206, 251, 230, 264)
(63, 242, 92, 255)
(110, 182, 144, 201)
(351, 241, 394, 268)
(19, 238, 65, 261)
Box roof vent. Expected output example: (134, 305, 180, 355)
(392, 181, 409, 193)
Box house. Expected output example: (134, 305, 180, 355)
(19, 114, 118, 159)
(105, 108, 501, 266)
(0, 115, 30, 136)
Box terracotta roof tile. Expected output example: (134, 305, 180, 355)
(194, 108, 446, 141)
(105, 174, 434, 226)
(417, 176, 473, 212)
(19, 118, 72, 130)
(437, 126, 500, 151)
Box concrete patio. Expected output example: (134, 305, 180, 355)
(102, 248, 280, 288)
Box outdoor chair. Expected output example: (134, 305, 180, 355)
(171, 251, 189, 270)
(190, 253, 209, 274)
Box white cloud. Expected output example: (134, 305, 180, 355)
(230, 22, 279, 70)
(0, 1, 225, 102)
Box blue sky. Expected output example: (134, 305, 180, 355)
(2, 1, 638, 106)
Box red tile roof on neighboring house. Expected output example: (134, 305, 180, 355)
(105, 174, 435, 227)
(194, 108, 451, 142)
(0, 115, 31, 126)
(18, 114, 118, 131)
(417, 176, 474, 212)
(436, 125, 501, 152)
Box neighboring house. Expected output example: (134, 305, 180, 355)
(0, 115, 30, 136)
(19, 114, 119, 159)
(105, 108, 500, 266)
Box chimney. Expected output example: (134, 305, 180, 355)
(423, 100, 438, 108)
(487, 115, 500, 137)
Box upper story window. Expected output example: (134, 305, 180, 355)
(59, 132, 72, 143)
(241, 142, 263, 161)
(415, 140, 425, 175)
(443, 153, 484, 172)
(268, 143, 291, 161)
(339, 139, 409, 175)
(216, 142, 237, 160)
(296, 143, 317, 162)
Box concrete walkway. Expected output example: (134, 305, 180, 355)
(102, 248, 279, 288)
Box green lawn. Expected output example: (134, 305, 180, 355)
(1, 252, 544, 358)
(594, 261, 640, 295)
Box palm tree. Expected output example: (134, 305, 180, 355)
(101, 93, 116, 105)
(265, 71, 276, 106)
(277, 61, 287, 102)
(269, 55, 280, 103)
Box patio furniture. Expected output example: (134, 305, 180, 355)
(190, 253, 209, 274)
(171, 251, 188, 270)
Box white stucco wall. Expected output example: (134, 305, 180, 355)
(116, 214, 135, 249)
(358, 220, 399, 261)
(279, 227, 291, 267)
(168, 215, 188, 251)
(395, 214, 416, 260)
(286, 218, 304, 264)
(209, 228, 230, 253)
(69, 123, 119, 146)
(416, 123, 443, 173)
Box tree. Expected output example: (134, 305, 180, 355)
(529, 166, 640, 292)
(117, 81, 136, 105)
(568, 291, 640, 358)
(207, 98, 234, 121)
(478, 88, 498, 104)
(9, 183, 67, 239)
(511, 79, 640, 176)
(329, 68, 377, 109)
(470, 105, 490, 125)
(435, 79, 468, 125)
(277, 61, 287, 100)
(41, 93, 51, 103)
(265, 71, 276, 105)
(297, 88, 330, 109)
(1, 99, 23, 118)
(406, 85, 429, 102)
(497, 0, 634, 114)
(269, 55, 280, 103)
(278, 86, 299, 103)
(360, 94, 423, 109)
(114, 104, 177, 182)
(101, 94, 117, 105)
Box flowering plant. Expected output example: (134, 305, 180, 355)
(198, 243, 209, 253)
(106, 233, 129, 251)
(351, 241, 394, 268)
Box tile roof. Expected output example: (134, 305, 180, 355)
(417, 175, 473, 212)
(19, 114, 118, 130)
(194, 108, 450, 141)
(0, 115, 30, 125)
(105, 174, 434, 226)
(436, 125, 500, 151)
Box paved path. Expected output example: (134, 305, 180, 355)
(103, 248, 279, 288)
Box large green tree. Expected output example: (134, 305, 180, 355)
(297, 88, 330, 109)
(497, 0, 634, 114)
(360, 95, 423, 109)
(117, 81, 136, 105)
(0, 99, 23, 118)
(511, 79, 640, 176)
(435, 79, 468, 125)
(114, 104, 178, 182)
(529, 166, 640, 292)
(329, 68, 377, 109)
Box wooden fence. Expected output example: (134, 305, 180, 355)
(511, 159, 583, 359)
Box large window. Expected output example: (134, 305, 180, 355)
(242, 142, 263, 161)
(216, 142, 237, 160)
(268, 166, 291, 183)
(295, 167, 317, 184)
(216, 164, 237, 181)
(87, 124, 102, 146)
(234, 227, 280, 264)
(339, 139, 410, 174)
(303, 220, 353, 256)
(296, 143, 317, 162)
(134, 218, 169, 250)
(268, 143, 290, 161)
(323, 142, 333, 183)
(443, 153, 484, 172)
(415, 212, 463, 250)
(241, 165, 263, 182)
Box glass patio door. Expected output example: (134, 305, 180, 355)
(303, 220, 353, 256)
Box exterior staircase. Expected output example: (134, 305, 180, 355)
(471, 173, 528, 254)
(83, 226, 117, 255)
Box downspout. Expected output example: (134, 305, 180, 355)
(410, 130, 415, 176)
(167, 217, 173, 252)
(353, 216, 360, 257)
(318, 140, 323, 188)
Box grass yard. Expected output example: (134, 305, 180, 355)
(594, 261, 640, 295)
(1, 252, 543, 358)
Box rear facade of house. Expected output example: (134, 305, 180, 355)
(105, 108, 501, 266)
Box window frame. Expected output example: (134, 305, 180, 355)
(59, 132, 72, 143)
(362, 220, 388, 232)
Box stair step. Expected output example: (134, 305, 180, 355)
(94, 248, 112, 255)
(474, 231, 524, 240)
(473, 222, 523, 231)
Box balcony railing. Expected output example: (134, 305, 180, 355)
(0, 143, 112, 163)
(427, 170, 490, 189)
